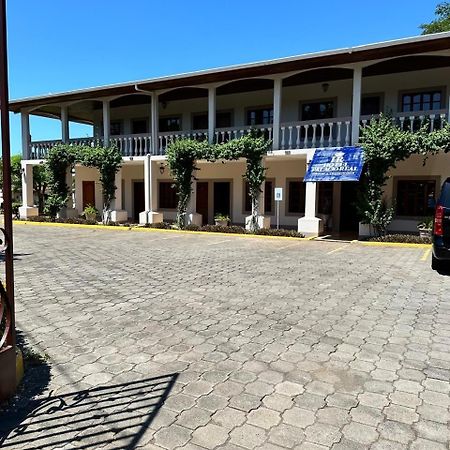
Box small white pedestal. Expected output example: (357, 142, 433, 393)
(110, 210, 128, 223)
(187, 213, 202, 226)
(297, 216, 323, 237)
(245, 215, 271, 230)
(18, 206, 39, 219)
(139, 210, 164, 225)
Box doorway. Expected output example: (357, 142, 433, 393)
(82, 181, 95, 210)
(196, 182, 209, 225)
(214, 182, 231, 219)
(339, 182, 361, 232)
(133, 181, 145, 222)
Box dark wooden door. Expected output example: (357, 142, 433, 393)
(196, 182, 209, 225)
(214, 182, 231, 218)
(82, 181, 95, 210)
(133, 181, 145, 222)
(340, 182, 360, 232)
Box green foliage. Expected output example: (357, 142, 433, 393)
(166, 134, 271, 231)
(417, 216, 434, 230)
(11, 155, 22, 195)
(44, 144, 122, 223)
(421, 2, 450, 34)
(367, 234, 432, 244)
(79, 145, 122, 224)
(83, 204, 98, 216)
(357, 115, 437, 236)
(166, 139, 210, 229)
(33, 164, 49, 214)
(44, 144, 76, 218)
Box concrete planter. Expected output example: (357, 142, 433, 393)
(215, 219, 229, 227)
(418, 228, 432, 239)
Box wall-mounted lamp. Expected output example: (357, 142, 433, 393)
(321, 83, 330, 93)
(160, 101, 167, 110)
(159, 163, 165, 175)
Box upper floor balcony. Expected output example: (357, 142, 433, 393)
(27, 109, 450, 160)
(11, 37, 450, 161)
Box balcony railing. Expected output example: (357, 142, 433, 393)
(27, 110, 449, 159)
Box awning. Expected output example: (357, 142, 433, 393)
(304, 146, 364, 182)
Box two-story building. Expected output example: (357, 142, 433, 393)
(10, 32, 450, 236)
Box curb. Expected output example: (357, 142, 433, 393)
(13, 220, 314, 242)
(354, 240, 431, 249)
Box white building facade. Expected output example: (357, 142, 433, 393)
(11, 33, 450, 236)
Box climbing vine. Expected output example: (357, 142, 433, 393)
(166, 133, 271, 231)
(357, 114, 450, 235)
(44, 144, 122, 224)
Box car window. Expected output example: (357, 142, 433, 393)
(440, 180, 450, 207)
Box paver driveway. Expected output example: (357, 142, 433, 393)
(1, 224, 450, 450)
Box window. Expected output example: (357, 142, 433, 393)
(110, 121, 122, 136)
(132, 119, 147, 134)
(401, 90, 442, 112)
(246, 107, 273, 126)
(301, 101, 334, 121)
(244, 180, 274, 214)
(361, 96, 381, 116)
(159, 182, 178, 209)
(288, 180, 305, 214)
(396, 179, 436, 216)
(159, 117, 181, 132)
(192, 112, 232, 130)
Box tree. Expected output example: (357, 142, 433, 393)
(33, 165, 49, 214)
(421, 2, 450, 34)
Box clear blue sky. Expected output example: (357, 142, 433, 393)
(6, 0, 438, 154)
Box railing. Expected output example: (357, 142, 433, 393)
(215, 125, 272, 144)
(27, 110, 450, 159)
(279, 117, 352, 150)
(158, 130, 208, 155)
(111, 134, 151, 157)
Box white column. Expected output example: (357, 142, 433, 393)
(110, 168, 127, 222)
(187, 180, 202, 226)
(208, 87, 216, 144)
(245, 178, 270, 230)
(298, 153, 323, 236)
(151, 93, 159, 154)
(18, 162, 38, 218)
(351, 66, 362, 145)
(139, 155, 163, 224)
(103, 100, 110, 146)
(21, 111, 30, 159)
(61, 106, 69, 143)
(272, 78, 282, 150)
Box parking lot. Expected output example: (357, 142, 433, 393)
(1, 223, 449, 449)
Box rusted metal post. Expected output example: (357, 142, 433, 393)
(0, 0, 17, 401)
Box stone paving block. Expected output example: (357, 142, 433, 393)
(342, 422, 379, 445)
(247, 407, 281, 429)
(230, 423, 267, 448)
(282, 407, 315, 428)
(268, 423, 306, 447)
(191, 423, 229, 448)
(153, 424, 191, 449)
(304, 422, 341, 447)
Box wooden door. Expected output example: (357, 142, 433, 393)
(82, 181, 95, 210)
(214, 182, 231, 217)
(196, 182, 209, 225)
(133, 181, 145, 222)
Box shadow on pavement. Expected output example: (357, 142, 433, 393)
(0, 371, 178, 450)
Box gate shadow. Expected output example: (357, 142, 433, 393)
(0, 373, 178, 450)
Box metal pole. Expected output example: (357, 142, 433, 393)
(0, 0, 15, 349)
(276, 201, 279, 230)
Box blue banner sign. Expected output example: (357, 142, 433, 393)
(304, 147, 364, 182)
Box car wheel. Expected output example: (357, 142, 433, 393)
(432, 254, 447, 271)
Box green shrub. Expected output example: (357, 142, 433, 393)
(12, 201, 21, 218)
(143, 222, 173, 229)
(200, 225, 246, 234)
(367, 234, 431, 244)
(253, 228, 305, 238)
(185, 224, 200, 231)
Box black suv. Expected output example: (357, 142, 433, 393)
(432, 177, 450, 271)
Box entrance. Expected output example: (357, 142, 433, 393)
(133, 181, 145, 222)
(82, 181, 95, 210)
(213, 182, 231, 219)
(196, 182, 209, 225)
(340, 182, 361, 232)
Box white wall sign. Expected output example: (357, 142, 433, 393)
(275, 187, 283, 201)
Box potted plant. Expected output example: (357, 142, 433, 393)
(417, 216, 433, 239)
(83, 204, 98, 222)
(214, 213, 230, 227)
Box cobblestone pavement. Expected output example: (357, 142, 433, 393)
(1, 224, 450, 450)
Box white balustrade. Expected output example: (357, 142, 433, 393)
(278, 117, 352, 150)
(393, 109, 447, 131)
